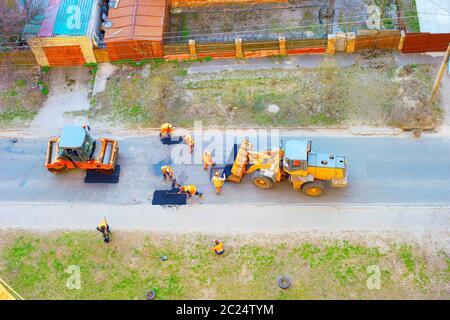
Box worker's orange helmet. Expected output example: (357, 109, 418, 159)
(215, 171, 220, 176)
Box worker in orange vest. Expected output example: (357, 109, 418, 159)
(161, 165, 174, 180)
(178, 184, 202, 198)
(183, 134, 194, 153)
(160, 123, 174, 138)
(211, 171, 226, 194)
(96, 218, 111, 243)
(211, 240, 225, 255)
(202, 151, 214, 170)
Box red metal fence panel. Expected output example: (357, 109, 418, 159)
(403, 33, 450, 53)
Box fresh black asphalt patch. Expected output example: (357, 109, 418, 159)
(152, 188, 187, 205)
(161, 136, 183, 145)
(84, 165, 121, 184)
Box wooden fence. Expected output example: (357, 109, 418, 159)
(286, 38, 328, 54)
(355, 30, 401, 51)
(171, 0, 287, 7)
(196, 42, 236, 59)
(0, 50, 37, 66)
(11, 31, 450, 66)
(163, 38, 327, 60)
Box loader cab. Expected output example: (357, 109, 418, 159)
(282, 139, 311, 173)
(58, 126, 94, 162)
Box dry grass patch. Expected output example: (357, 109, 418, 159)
(92, 56, 441, 129)
(0, 67, 49, 127)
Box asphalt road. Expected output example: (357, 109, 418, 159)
(1, 133, 450, 206)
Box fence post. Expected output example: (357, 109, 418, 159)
(279, 36, 287, 56)
(80, 37, 97, 64)
(29, 39, 49, 66)
(345, 32, 356, 53)
(326, 34, 336, 54)
(235, 38, 244, 59)
(398, 30, 406, 51)
(189, 39, 197, 60)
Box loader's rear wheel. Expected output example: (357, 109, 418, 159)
(251, 172, 274, 189)
(48, 166, 69, 174)
(301, 181, 325, 197)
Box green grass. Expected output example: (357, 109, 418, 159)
(0, 107, 37, 122)
(0, 231, 447, 300)
(181, 15, 189, 40)
(399, 0, 420, 32)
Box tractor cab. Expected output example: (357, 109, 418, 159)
(58, 126, 94, 162)
(282, 139, 311, 174)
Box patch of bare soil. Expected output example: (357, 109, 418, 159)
(167, 0, 327, 42)
(92, 53, 441, 129)
(388, 64, 442, 130)
(29, 67, 91, 135)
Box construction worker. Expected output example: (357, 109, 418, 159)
(160, 123, 174, 138)
(178, 184, 202, 198)
(96, 218, 111, 243)
(202, 151, 214, 170)
(161, 165, 174, 180)
(211, 171, 226, 194)
(212, 240, 225, 255)
(183, 134, 194, 153)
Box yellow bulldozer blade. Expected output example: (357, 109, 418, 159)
(228, 140, 252, 183)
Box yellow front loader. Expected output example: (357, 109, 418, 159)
(225, 139, 347, 196)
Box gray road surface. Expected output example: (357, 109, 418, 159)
(1, 204, 448, 232)
(0, 133, 450, 206)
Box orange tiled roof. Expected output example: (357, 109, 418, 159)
(104, 0, 168, 42)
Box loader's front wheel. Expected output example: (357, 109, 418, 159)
(251, 172, 274, 189)
(48, 166, 69, 174)
(301, 181, 325, 197)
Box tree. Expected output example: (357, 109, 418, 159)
(0, 0, 46, 46)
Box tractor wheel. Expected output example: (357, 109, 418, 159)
(251, 172, 274, 189)
(301, 181, 325, 197)
(48, 166, 69, 174)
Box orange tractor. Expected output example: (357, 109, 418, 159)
(45, 125, 119, 174)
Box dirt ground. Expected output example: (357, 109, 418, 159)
(333, 0, 400, 33)
(92, 53, 441, 129)
(168, 0, 329, 42)
(167, 0, 403, 43)
(29, 67, 92, 136)
(0, 229, 448, 300)
(0, 67, 48, 128)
